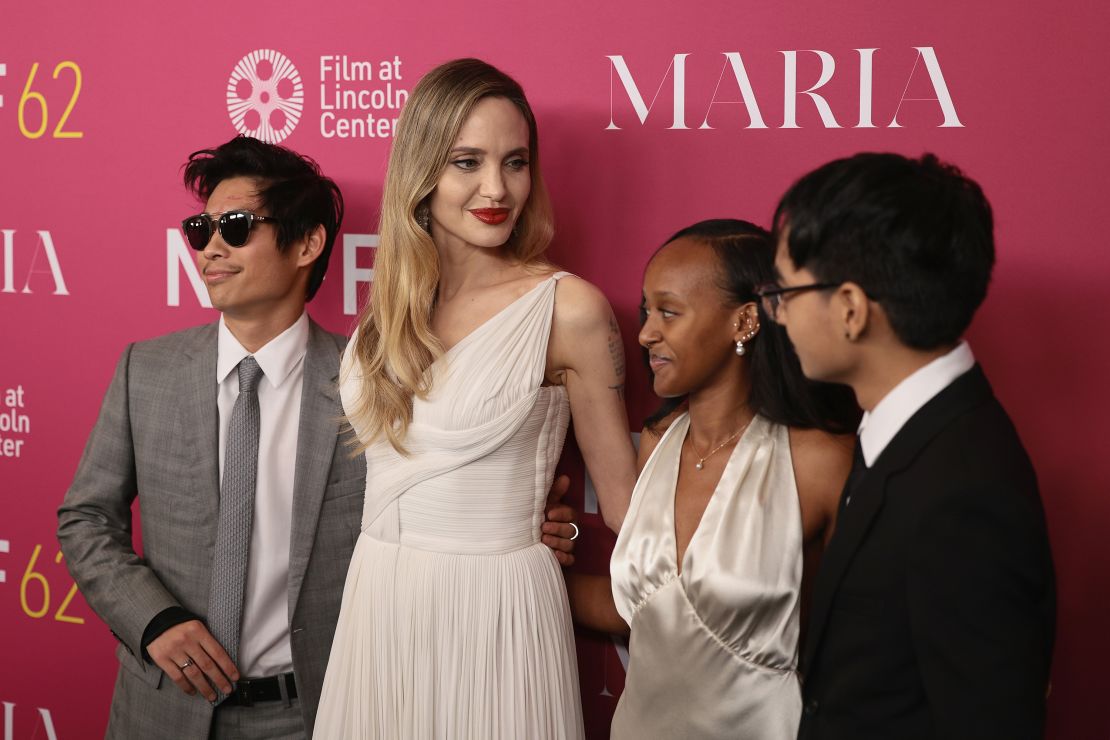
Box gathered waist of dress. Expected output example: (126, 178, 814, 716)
(397, 483, 544, 553)
(367, 443, 555, 554)
(361, 528, 548, 557)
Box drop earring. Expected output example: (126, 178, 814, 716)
(735, 327, 758, 356)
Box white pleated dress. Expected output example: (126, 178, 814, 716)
(315, 273, 584, 739)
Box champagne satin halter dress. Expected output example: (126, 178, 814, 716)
(610, 412, 804, 739)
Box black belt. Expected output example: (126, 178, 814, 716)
(224, 672, 297, 706)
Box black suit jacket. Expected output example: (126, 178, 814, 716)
(798, 366, 1055, 740)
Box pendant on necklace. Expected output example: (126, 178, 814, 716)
(692, 419, 754, 472)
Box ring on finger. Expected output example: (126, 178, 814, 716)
(178, 658, 194, 670)
(568, 522, 580, 541)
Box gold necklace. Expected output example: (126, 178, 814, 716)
(689, 419, 751, 470)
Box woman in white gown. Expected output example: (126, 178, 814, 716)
(567, 220, 857, 739)
(314, 59, 637, 738)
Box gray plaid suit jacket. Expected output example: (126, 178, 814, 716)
(58, 319, 366, 739)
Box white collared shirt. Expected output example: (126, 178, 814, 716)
(858, 341, 976, 467)
(216, 312, 308, 677)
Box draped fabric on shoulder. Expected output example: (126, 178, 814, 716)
(610, 412, 804, 740)
(316, 272, 584, 739)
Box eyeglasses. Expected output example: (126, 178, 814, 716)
(181, 210, 279, 251)
(754, 282, 840, 319)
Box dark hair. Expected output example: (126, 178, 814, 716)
(643, 219, 858, 434)
(183, 135, 344, 301)
(773, 152, 994, 349)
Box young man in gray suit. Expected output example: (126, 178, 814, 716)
(58, 136, 579, 739)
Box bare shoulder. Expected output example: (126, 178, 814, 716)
(546, 274, 622, 382)
(789, 427, 853, 474)
(789, 427, 853, 505)
(551, 274, 614, 332)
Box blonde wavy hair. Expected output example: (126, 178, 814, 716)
(347, 58, 555, 453)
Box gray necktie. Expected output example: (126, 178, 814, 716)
(208, 355, 263, 680)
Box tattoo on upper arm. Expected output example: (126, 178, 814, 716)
(607, 314, 626, 401)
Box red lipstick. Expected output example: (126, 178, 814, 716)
(469, 208, 510, 225)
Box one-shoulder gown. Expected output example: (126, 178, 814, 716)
(315, 273, 584, 739)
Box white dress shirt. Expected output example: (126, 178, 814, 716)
(858, 341, 976, 467)
(216, 312, 308, 677)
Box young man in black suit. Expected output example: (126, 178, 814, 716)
(758, 152, 1056, 739)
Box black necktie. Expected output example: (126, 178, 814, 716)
(843, 436, 867, 509)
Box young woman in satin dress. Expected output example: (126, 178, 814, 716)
(568, 219, 856, 739)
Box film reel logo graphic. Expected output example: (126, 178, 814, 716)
(226, 49, 304, 144)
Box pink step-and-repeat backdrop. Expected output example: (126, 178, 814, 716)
(3, 1, 1107, 737)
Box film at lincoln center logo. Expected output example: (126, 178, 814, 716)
(227, 49, 305, 144)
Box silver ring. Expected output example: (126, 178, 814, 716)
(568, 522, 580, 541)
(178, 658, 194, 670)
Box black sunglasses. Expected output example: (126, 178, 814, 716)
(181, 210, 279, 251)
